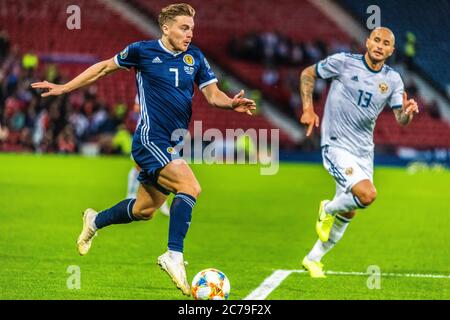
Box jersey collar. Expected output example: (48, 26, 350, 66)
(362, 55, 384, 73)
(158, 39, 183, 57)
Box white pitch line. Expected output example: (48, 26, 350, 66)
(244, 270, 292, 300)
(294, 270, 450, 279)
(244, 269, 450, 300)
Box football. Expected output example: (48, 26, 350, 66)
(191, 268, 230, 300)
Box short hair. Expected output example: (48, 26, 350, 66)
(158, 3, 195, 29)
(370, 27, 396, 45)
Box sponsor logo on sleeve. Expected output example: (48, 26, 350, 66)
(120, 47, 129, 60)
(204, 58, 211, 69)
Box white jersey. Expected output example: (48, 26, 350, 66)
(316, 53, 404, 156)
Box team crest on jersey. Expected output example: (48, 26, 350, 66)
(167, 147, 177, 155)
(183, 54, 195, 66)
(120, 47, 129, 60)
(379, 82, 389, 94)
(345, 167, 354, 176)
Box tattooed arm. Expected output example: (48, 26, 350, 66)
(393, 108, 413, 126)
(299, 65, 320, 136)
(393, 92, 419, 126)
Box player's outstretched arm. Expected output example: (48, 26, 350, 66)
(201, 83, 256, 116)
(393, 92, 419, 126)
(31, 58, 120, 97)
(299, 65, 320, 136)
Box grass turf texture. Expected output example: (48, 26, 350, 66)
(0, 154, 449, 300)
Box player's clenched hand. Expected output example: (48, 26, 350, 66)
(402, 92, 419, 115)
(31, 81, 66, 97)
(300, 108, 320, 137)
(231, 90, 256, 116)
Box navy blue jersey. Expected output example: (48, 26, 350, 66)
(114, 39, 217, 141)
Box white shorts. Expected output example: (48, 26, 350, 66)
(322, 145, 374, 195)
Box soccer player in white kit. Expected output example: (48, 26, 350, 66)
(299, 27, 419, 277)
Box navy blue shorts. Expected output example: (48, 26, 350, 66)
(131, 135, 182, 195)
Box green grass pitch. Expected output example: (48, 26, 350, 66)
(0, 153, 449, 300)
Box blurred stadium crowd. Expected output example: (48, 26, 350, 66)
(0, 31, 138, 153)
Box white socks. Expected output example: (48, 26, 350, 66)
(127, 167, 139, 199)
(90, 217, 98, 231)
(307, 214, 352, 262)
(324, 192, 364, 215)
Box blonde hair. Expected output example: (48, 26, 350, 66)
(158, 3, 195, 29)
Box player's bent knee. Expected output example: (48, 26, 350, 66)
(192, 182, 201, 198)
(178, 181, 201, 198)
(359, 189, 377, 206)
(187, 182, 201, 198)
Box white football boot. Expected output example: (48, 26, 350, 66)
(77, 208, 98, 256)
(157, 251, 190, 296)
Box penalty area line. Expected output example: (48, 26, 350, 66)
(244, 269, 450, 300)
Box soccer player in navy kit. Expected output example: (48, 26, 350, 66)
(31, 3, 256, 296)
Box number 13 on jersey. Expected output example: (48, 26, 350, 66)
(357, 90, 373, 108)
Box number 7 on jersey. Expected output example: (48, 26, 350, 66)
(170, 68, 179, 87)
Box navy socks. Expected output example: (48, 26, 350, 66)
(168, 193, 196, 253)
(94, 199, 138, 229)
